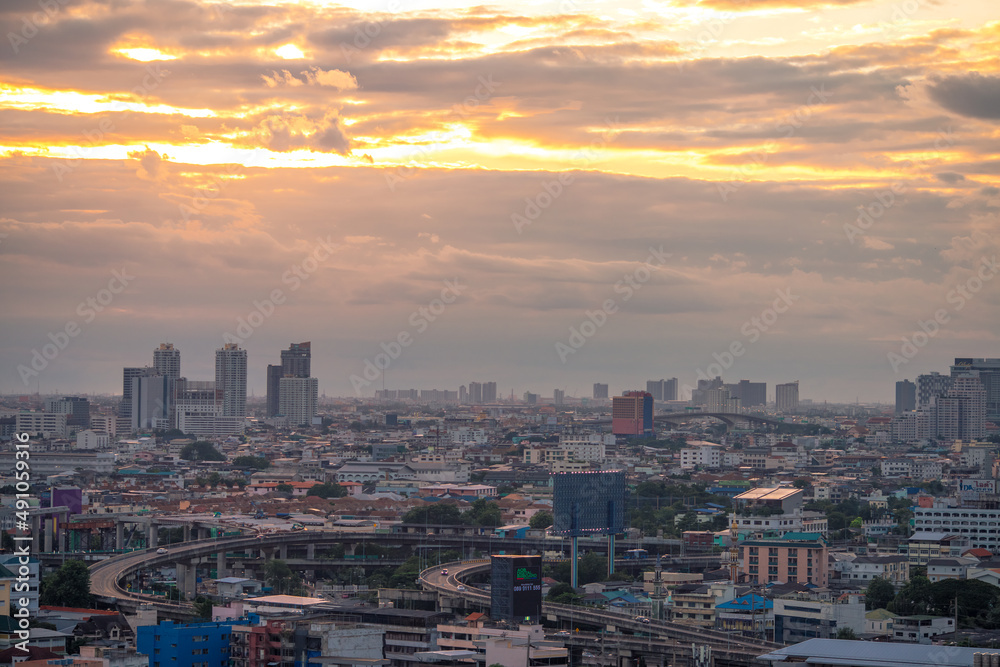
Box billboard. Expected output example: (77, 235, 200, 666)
(551, 470, 627, 537)
(960, 479, 996, 493)
(491, 555, 542, 624)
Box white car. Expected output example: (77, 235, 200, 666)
(156, 548, 168, 555)
(554, 631, 571, 637)
(456, 585, 466, 591)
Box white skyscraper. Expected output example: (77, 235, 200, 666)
(279, 377, 318, 426)
(215, 343, 247, 417)
(153, 343, 181, 378)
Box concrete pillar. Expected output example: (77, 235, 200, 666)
(278, 544, 287, 560)
(116, 521, 124, 550)
(306, 543, 315, 560)
(217, 551, 228, 578)
(176, 562, 186, 596)
(44, 518, 53, 553)
(31, 515, 41, 553)
(186, 561, 197, 599)
(183, 524, 192, 542)
(148, 523, 158, 548)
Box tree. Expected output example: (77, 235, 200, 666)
(546, 582, 581, 604)
(865, 577, 895, 610)
(836, 627, 858, 640)
(179, 441, 225, 461)
(232, 456, 270, 469)
(402, 503, 465, 525)
(193, 596, 214, 620)
(463, 499, 502, 527)
(263, 559, 302, 595)
(275, 483, 294, 495)
(530, 511, 553, 530)
(40, 560, 91, 608)
(307, 482, 347, 499)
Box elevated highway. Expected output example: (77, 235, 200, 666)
(419, 559, 778, 666)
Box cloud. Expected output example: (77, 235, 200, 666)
(935, 171, 965, 183)
(928, 73, 1000, 120)
(127, 147, 167, 180)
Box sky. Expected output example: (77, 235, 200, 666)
(1, 0, 998, 403)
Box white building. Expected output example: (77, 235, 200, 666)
(912, 505, 1000, 551)
(279, 376, 318, 426)
(680, 442, 723, 469)
(15, 412, 68, 438)
(77, 429, 109, 449)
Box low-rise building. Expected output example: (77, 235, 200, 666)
(772, 594, 866, 644)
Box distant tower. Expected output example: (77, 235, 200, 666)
(895, 379, 916, 413)
(215, 343, 247, 417)
(776, 381, 799, 413)
(281, 341, 311, 378)
(612, 391, 653, 436)
(266, 364, 283, 418)
(153, 343, 181, 379)
(593, 383, 609, 400)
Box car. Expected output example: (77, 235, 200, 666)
(554, 631, 571, 637)
(456, 585, 466, 591)
(156, 548, 168, 555)
(440, 569, 449, 575)
(635, 616, 651, 624)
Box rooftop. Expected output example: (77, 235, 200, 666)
(758, 638, 987, 667)
(734, 487, 801, 502)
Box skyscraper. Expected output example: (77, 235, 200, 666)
(918, 372, 952, 409)
(266, 364, 283, 418)
(934, 374, 986, 441)
(553, 389, 564, 405)
(736, 380, 766, 408)
(647, 378, 680, 401)
(280, 341, 311, 378)
(483, 381, 497, 403)
(593, 383, 609, 399)
(279, 376, 318, 426)
(951, 358, 1000, 422)
(153, 343, 181, 379)
(895, 380, 916, 413)
(120, 366, 157, 430)
(215, 343, 247, 417)
(612, 391, 653, 436)
(776, 381, 799, 413)
(469, 381, 483, 403)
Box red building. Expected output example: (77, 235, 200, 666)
(612, 391, 653, 436)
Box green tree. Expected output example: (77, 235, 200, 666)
(546, 582, 581, 604)
(402, 503, 465, 525)
(890, 575, 933, 616)
(232, 456, 270, 469)
(275, 483, 294, 495)
(193, 596, 214, 620)
(307, 482, 347, 499)
(179, 441, 225, 461)
(836, 627, 858, 640)
(529, 511, 553, 530)
(865, 577, 895, 611)
(463, 499, 502, 527)
(39, 560, 91, 608)
(263, 559, 302, 595)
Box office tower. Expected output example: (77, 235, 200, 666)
(612, 390, 653, 436)
(691, 376, 723, 406)
(736, 380, 766, 408)
(895, 380, 916, 413)
(707, 387, 740, 414)
(458, 385, 468, 403)
(483, 381, 498, 403)
(153, 343, 181, 379)
(553, 389, 564, 405)
(917, 372, 952, 409)
(469, 382, 483, 403)
(951, 358, 1000, 422)
(131, 374, 172, 430)
(934, 374, 987, 441)
(120, 367, 157, 428)
(663, 377, 678, 401)
(44, 396, 90, 429)
(266, 364, 283, 418)
(215, 343, 247, 417)
(647, 379, 664, 401)
(523, 391, 538, 405)
(279, 377, 318, 426)
(776, 381, 799, 413)
(593, 383, 609, 400)
(280, 341, 311, 378)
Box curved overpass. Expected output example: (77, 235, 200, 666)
(419, 558, 781, 663)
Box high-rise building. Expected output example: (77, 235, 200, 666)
(44, 396, 90, 429)
(917, 372, 952, 409)
(647, 378, 679, 401)
(265, 364, 283, 418)
(691, 376, 723, 406)
(612, 391, 653, 436)
(593, 383, 609, 400)
(153, 343, 181, 379)
(736, 380, 766, 408)
(279, 377, 318, 426)
(483, 381, 498, 403)
(215, 343, 247, 417)
(776, 381, 799, 413)
(707, 387, 740, 414)
(120, 366, 157, 430)
(951, 358, 1000, 422)
(895, 380, 916, 413)
(553, 389, 564, 405)
(280, 341, 311, 378)
(490, 555, 543, 625)
(469, 382, 483, 403)
(131, 374, 172, 430)
(934, 374, 987, 441)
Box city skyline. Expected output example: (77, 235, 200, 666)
(1, 0, 997, 402)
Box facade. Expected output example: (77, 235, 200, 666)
(153, 343, 181, 378)
(936, 374, 987, 440)
(843, 555, 909, 586)
(76, 429, 109, 449)
(917, 372, 953, 408)
(905, 531, 971, 565)
(15, 412, 68, 438)
(772, 596, 867, 644)
(491, 555, 542, 624)
(551, 470, 627, 537)
(776, 382, 799, 413)
(266, 365, 282, 418)
(131, 374, 172, 430)
(912, 507, 1000, 552)
(671, 582, 736, 627)
(44, 396, 90, 429)
(892, 615, 955, 643)
(215, 343, 247, 418)
(895, 380, 916, 413)
(120, 366, 157, 429)
(706, 387, 740, 414)
(611, 391, 653, 436)
(646, 378, 678, 401)
(739, 533, 829, 587)
(680, 442, 722, 469)
(278, 377, 318, 426)
(593, 383, 608, 399)
(138, 620, 247, 667)
(726, 380, 766, 408)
